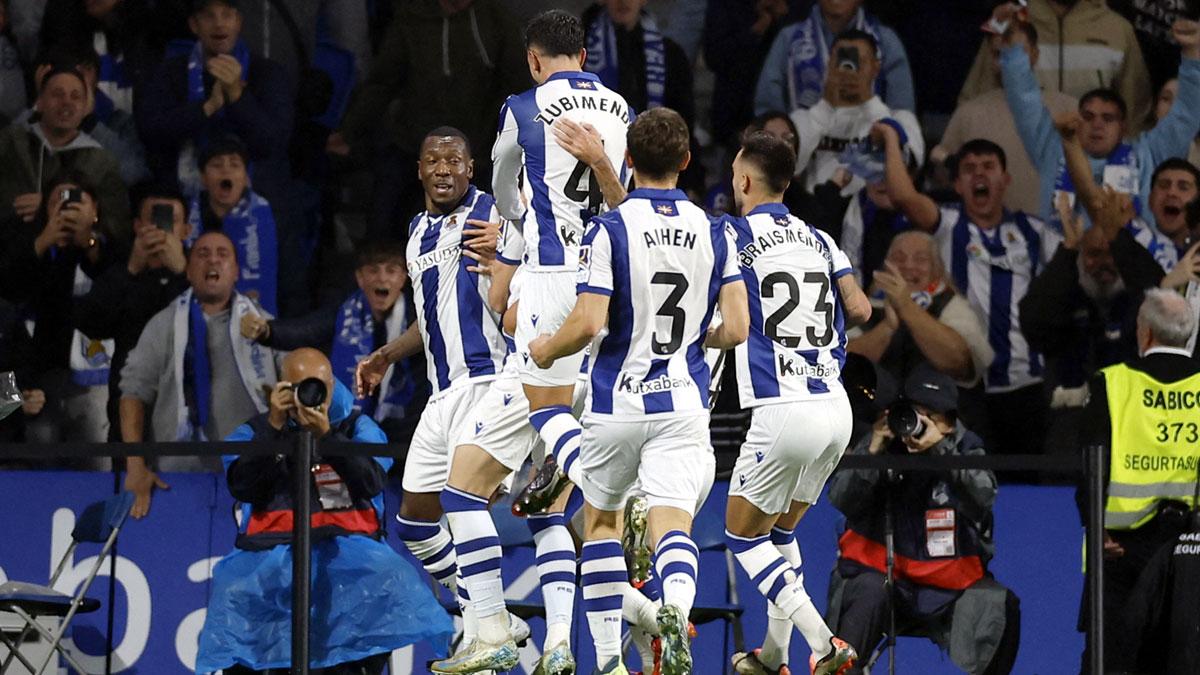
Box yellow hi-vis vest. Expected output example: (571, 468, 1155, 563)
(1103, 363, 1200, 530)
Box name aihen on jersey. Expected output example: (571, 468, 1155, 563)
(730, 204, 851, 408)
(492, 71, 632, 270)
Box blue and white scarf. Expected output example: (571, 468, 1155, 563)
(68, 266, 114, 387)
(188, 190, 279, 316)
(93, 31, 132, 117)
(171, 289, 273, 441)
(585, 11, 666, 109)
(330, 290, 418, 422)
(1051, 142, 1141, 233)
(786, 8, 884, 110)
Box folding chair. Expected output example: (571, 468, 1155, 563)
(688, 512, 746, 672)
(0, 491, 134, 675)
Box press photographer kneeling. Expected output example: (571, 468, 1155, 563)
(826, 365, 1020, 674)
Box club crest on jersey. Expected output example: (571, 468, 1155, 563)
(617, 372, 689, 394)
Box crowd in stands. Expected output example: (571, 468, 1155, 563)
(1, 0, 1199, 479)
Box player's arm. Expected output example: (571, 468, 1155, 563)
(706, 279, 749, 349)
(836, 273, 872, 327)
(530, 292, 609, 368)
(552, 118, 627, 207)
(355, 321, 422, 398)
(873, 121, 938, 231)
(489, 262, 518, 315)
(491, 102, 525, 221)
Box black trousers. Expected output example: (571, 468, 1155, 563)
(835, 570, 1021, 675)
(224, 652, 389, 675)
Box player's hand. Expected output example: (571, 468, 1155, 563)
(1161, 241, 1200, 289)
(268, 381, 295, 430)
(20, 389, 45, 416)
(14, 192, 42, 222)
(1174, 19, 1200, 59)
(552, 118, 606, 168)
(903, 413, 944, 453)
(1103, 532, 1126, 559)
(462, 248, 494, 276)
(1056, 191, 1083, 250)
(125, 463, 169, 519)
(356, 351, 389, 398)
(529, 335, 556, 369)
(463, 218, 500, 254)
(240, 313, 271, 341)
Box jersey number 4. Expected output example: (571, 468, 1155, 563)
(761, 272, 834, 348)
(565, 159, 603, 219)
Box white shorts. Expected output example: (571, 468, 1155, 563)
(728, 396, 852, 515)
(516, 270, 586, 387)
(401, 382, 491, 493)
(456, 375, 537, 471)
(580, 413, 715, 513)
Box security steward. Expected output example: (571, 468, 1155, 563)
(1080, 288, 1200, 673)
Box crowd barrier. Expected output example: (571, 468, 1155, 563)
(0, 441, 1101, 674)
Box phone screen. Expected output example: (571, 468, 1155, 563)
(151, 204, 175, 232)
(61, 188, 82, 206)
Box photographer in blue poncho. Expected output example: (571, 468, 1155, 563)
(195, 347, 452, 674)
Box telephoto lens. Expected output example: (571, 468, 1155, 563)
(295, 377, 327, 408)
(886, 400, 926, 439)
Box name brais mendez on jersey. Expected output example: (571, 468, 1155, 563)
(737, 222, 833, 269)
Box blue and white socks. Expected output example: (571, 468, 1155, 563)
(655, 530, 699, 618)
(395, 515, 458, 591)
(529, 404, 583, 485)
(582, 539, 628, 663)
(726, 529, 832, 660)
(529, 511, 577, 648)
(441, 487, 509, 645)
(760, 527, 804, 666)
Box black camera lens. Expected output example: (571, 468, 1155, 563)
(295, 377, 327, 408)
(887, 401, 926, 439)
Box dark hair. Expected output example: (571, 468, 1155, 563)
(627, 108, 690, 180)
(1151, 157, 1200, 189)
(1079, 88, 1128, 121)
(524, 10, 585, 57)
(743, 111, 800, 156)
(355, 240, 407, 269)
(740, 131, 797, 194)
(951, 139, 1007, 178)
(832, 28, 880, 58)
(192, 0, 238, 15)
(37, 65, 87, 92)
(131, 182, 189, 220)
(35, 170, 99, 227)
(423, 126, 472, 158)
(34, 43, 101, 76)
(199, 134, 249, 169)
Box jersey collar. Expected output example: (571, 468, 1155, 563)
(546, 70, 600, 84)
(628, 187, 688, 202)
(746, 202, 791, 219)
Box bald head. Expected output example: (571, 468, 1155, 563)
(282, 348, 335, 388)
(1137, 288, 1196, 352)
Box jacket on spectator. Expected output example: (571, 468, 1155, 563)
(1001, 46, 1200, 227)
(0, 31, 25, 126)
(1124, 527, 1200, 674)
(755, 6, 914, 114)
(119, 288, 276, 442)
(0, 118, 130, 243)
(339, 0, 528, 173)
(959, 0, 1152, 129)
(13, 108, 148, 186)
(703, 0, 808, 147)
(135, 46, 294, 203)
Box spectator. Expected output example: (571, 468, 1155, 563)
(195, 349, 453, 674)
(187, 134, 278, 316)
(704, 0, 808, 148)
(936, 20, 1077, 216)
(583, 0, 704, 194)
(1151, 77, 1200, 167)
(37, 0, 159, 115)
(332, 0, 528, 243)
(119, 230, 279, 518)
(3, 174, 120, 447)
(790, 29, 924, 196)
(235, 0, 370, 88)
(998, 17, 1200, 232)
(848, 230, 993, 386)
(887, 138, 1061, 461)
(0, 65, 130, 241)
(959, 1, 1152, 131)
(1110, 0, 1194, 93)
(74, 184, 192, 440)
(1146, 158, 1200, 262)
(135, 0, 293, 203)
(1124, 522, 1200, 674)
(0, 0, 26, 127)
(827, 365, 1020, 675)
(0, 298, 43, 443)
(22, 43, 149, 185)
(1079, 289, 1199, 672)
(239, 240, 428, 443)
(755, 0, 914, 114)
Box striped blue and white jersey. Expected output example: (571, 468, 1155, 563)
(934, 205, 1062, 393)
(730, 204, 853, 408)
(406, 186, 506, 399)
(578, 188, 742, 420)
(492, 71, 632, 271)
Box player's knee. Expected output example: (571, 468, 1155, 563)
(399, 490, 443, 521)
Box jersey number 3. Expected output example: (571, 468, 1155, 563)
(651, 272, 689, 355)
